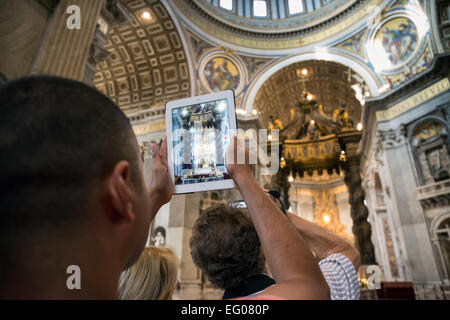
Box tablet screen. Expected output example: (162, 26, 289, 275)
(171, 98, 232, 185)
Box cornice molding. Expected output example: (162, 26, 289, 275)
(364, 54, 450, 112)
(179, 0, 368, 40)
(360, 53, 450, 165)
(376, 125, 407, 149)
(193, 0, 356, 33)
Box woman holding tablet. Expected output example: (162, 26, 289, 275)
(223, 136, 333, 300)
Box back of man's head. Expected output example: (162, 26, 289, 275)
(0, 76, 142, 280)
(189, 204, 265, 290)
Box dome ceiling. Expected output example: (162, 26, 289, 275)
(169, 0, 374, 52)
(255, 60, 369, 134)
(198, 0, 349, 32)
(94, 0, 191, 115)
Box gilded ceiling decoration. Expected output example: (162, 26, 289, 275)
(198, 0, 348, 30)
(188, 31, 270, 80)
(199, 53, 245, 94)
(188, 31, 271, 97)
(188, 31, 215, 63)
(364, 5, 435, 90)
(170, 0, 386, 51)
(182, 0, 362, 36)
(94, 0, 191, 114)
(312, 188, 354, 242)
(366, 15, 423, 72)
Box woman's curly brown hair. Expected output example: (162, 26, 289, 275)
(189, 204, 264, 290)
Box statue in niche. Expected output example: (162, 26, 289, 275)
(151, 226, 166, 247)
(426, 147, 450, 182)
(412, 120, 449, 183)
(375, 173, 385, 206)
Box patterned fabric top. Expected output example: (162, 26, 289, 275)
(319, 253, 360, 300)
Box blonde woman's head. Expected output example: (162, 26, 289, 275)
(118, 246, 179, 300)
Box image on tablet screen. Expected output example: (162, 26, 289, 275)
(171, 99, 231, 185)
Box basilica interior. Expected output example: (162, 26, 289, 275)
(1, 0, 449, 300)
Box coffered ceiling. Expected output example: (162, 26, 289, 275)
(94, 0, 191, 115)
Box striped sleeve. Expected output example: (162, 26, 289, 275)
(319, 253, 360, 300)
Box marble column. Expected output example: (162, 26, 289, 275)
(31, 0, 106, 81)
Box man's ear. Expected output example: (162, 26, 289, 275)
(107, 161, 136, 223)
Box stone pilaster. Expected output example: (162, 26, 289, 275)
(83, 25, 109, 85)
(84, 0, 132, 85)
(376, 126, 441, 282)
(31, 0, 106, 81)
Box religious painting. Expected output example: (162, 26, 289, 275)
(381, 41, 434, 89)
(374, 17, 418, 68)
(367, 15, 422, 72)
(203, 57, 241, 92)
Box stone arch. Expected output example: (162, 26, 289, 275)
(431, 213, 450, 239)
(430, 213, 450, 280)
(242, 51, 382, 114)
(408, 115, 449, 141)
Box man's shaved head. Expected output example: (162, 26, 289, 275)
(0, 76, 142, 276)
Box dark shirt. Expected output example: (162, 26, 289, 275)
(222, 274, 275, 299)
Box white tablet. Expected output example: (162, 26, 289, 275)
(166, 90, 237, 194)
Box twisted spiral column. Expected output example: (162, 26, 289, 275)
(343, 157, 377, 265)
